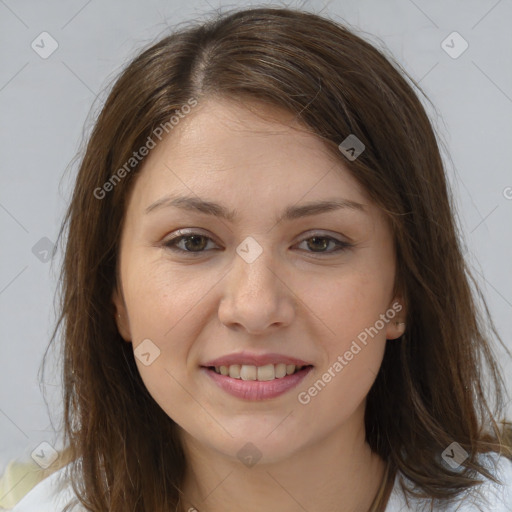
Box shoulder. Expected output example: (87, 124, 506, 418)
(9, 462, 85, 512)
(385, 451, 512, 511)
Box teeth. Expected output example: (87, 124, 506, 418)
(275, 363, 287, 379)
(257, 364, 275, 381)
(228, 365, 241, 379)
(213, 363, 305, 380)
(240, 365, 257, 381)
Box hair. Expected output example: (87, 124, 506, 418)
(41, 5, 512, 512)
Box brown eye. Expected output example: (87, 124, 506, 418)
(307, 236, 330, 252)
(164, 234, 216, 253)
(163, 231, 351, 257)
(297, 236, 351, 254)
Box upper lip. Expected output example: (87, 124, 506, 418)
(202, 352, 313, 368)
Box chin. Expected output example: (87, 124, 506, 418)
(193, 427, 304, 467)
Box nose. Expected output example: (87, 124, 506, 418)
(217, 245, 295, 335)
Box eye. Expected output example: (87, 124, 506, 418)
(162, 231, 352, 256)
(163, 231, 218, 254)
(295, 235, 352, 255)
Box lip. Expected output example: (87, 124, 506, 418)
(200, 365, 314, 400)
(202, 352, 312, 367)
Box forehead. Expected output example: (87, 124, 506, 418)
(127, 97, 370, 214)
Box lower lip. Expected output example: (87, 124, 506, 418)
(201, 366, 313, 400)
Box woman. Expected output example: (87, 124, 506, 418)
(12, 6, 512, 512)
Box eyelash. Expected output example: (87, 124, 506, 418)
(162, 230, 352, 256)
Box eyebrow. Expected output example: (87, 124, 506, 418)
(145, 194, 366, 223)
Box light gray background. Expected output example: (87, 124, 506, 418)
(1, 0, 511, 478)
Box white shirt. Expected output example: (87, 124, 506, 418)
(9, 452, 512, 511)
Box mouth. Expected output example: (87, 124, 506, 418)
(200, 364, 314, 400)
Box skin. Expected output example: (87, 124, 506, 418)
(113, 97, 407, 512)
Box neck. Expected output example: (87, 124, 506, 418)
(177, 405, 388, 512)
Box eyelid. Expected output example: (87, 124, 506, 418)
(298, 229, 352, 243)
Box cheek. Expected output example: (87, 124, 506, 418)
(304, 266, 394, 341)
(300, 262, 393, 402)
(296, 272, 390, 413)
(121, 261, 209, 420)
(123, 255, 207, 342)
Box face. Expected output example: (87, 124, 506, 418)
(113, 97, 405, 464)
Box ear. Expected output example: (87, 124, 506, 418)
(112, 286, 132, 342)
(385, 294, 407, 341)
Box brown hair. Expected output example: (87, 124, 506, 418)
(43, 6, 511, 512)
